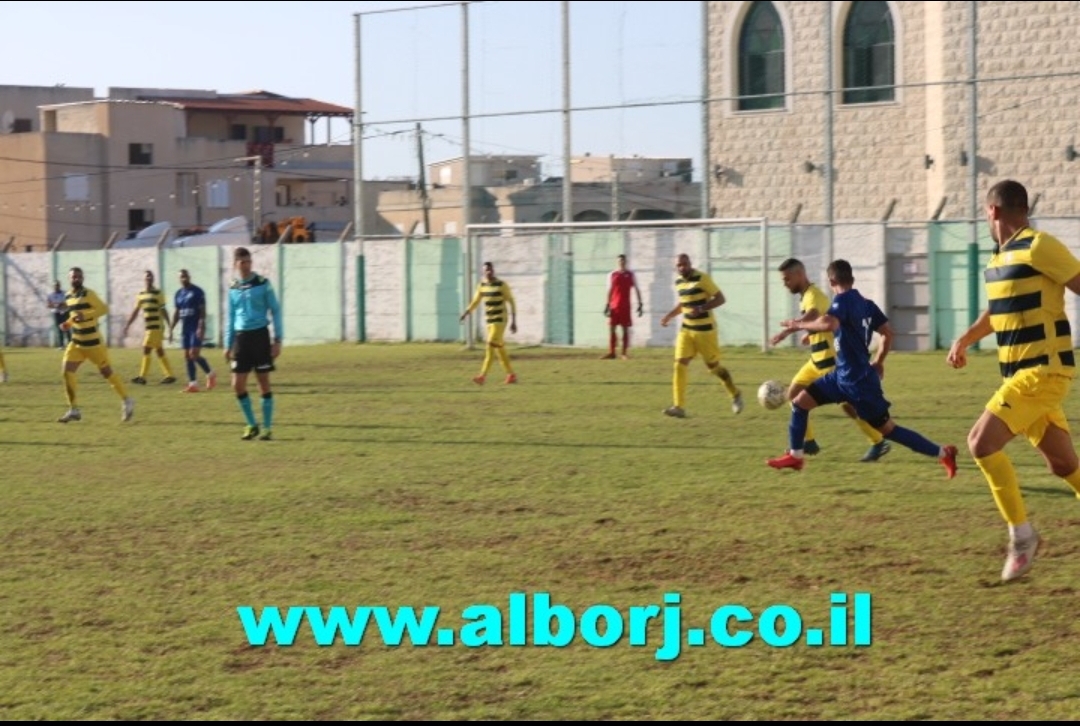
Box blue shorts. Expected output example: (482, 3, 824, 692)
(180, 327, 203, 350)
(807, 371, 891, 428)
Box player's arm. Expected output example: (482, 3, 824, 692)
(122, 297, 140, 334)
(223, 292, 235, 360)
(633, 275, 644, 316)
(660, 301, 683, 327)
(871, 321, 894, 378)
(946, 309, 993, 369)
(771, 308, 821, 345)
(459, 286, 481, 321)
(266, 284, 283, 356)
(502, 284, 517, 334)
(785, 312, 838, 334)
(604, 272, 614, 316)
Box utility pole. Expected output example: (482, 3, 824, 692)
(235, 155, 263, 240)
(416, 122, 431, 236)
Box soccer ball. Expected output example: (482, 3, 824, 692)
(757, 380, 787, 410)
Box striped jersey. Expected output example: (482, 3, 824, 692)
(135, 287, 168, 331)
(802, 284, 836, 370)
(985, 226, 1080, 379)
(466, 278, 515, 324)
(676, 269, 720, 332)
(65, 287, 110, 348)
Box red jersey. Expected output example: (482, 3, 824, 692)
(608, 270, 637, 310)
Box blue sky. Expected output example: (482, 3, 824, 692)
(4, 1, 704, 180)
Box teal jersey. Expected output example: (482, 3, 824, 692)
(225, 274, 281, 349)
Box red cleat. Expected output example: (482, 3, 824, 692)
(766, 452, 805, 471)
(472, 375, 485, 385)
(505, 374, 518, 384)
(940, 445, 958, 480)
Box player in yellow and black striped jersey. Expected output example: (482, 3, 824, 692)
(460, 261, 518, 385)
(770, 258, 889, 462)
(948, 179, 1080, 582)
(658, 253, 743, 418)
(122, 270, 176, 385)
(57, 266, 134, 423)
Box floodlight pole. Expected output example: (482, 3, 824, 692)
(234, 155, 263, 240)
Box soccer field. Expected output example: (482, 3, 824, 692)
(2, 342, 1079, 719)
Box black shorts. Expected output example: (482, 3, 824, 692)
(230, 327, 275, 375)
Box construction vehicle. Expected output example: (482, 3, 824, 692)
(258, 216, 313, 244)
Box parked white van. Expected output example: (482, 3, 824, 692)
(170, 216, 252, 248)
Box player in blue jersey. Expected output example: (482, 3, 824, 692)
(224, 247, 282, 441)
(170, 269, 217, 393)
(766, 259, 958, 477)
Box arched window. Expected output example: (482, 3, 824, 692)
(842, 1, 895, 104)
(737, 2, 785, 111)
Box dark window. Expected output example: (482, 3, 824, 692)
(842, 1, 896, 104)
(12, 118, 32, 133)
(128, 143, 153, 165)
(230, 124, 247, 141)
(128, 208, 154, 232)
(738, 2, 785, 111)
(253, 126, 285, 143)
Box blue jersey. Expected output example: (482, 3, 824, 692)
(174, 285, 206, 331)
(828, 288, 888, 387)
(225, 273, 281, 350)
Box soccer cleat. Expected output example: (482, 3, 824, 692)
(732, 393, 744, 415)
(940, 445, 958, 480)
(767, 452, 805, 471)
(472, 375, 485, 386)
(505, 373, 518, 384)
(663, 406, 686, 418)
(0, 370, 7, 383)
(599, 353, 616, 360)
(206, 371, 217, 390)
(181, 382, 200, 393)
(57, 408, 82, 423)
(803, 440, 821, 456)
(860, 441, 891, 462)
(241, 425, 260, 441)
(620, 354, 630, 360)
(259, 429, 273, 441)
(160, 376, 177, 384)
(121, 397, 135, 422)
(1001, 531, 1042, 582)
(131, 376, 147, 385)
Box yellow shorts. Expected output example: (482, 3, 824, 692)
(142, 328, 164, 348)
(986, 368, 1072, 447)
(63, 343, 113, 370)
(791, 359, 831, 388)
(674, 328, 721, 363)
(485, 323, 507, 347)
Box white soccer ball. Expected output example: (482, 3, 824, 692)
(757, 380, 787, 410)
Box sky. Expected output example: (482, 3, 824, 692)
(4, 1, 706, 181)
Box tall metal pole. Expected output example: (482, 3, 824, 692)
(561, 0, 572, 224)
(824, 5, 835, 268)
(462, 2, 475, 350)
(353, 12, 364, 241)
(253, 156, 262, 237)
(966, 1, 980, 332)
(700, 0, 710, 219)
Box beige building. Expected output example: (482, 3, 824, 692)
(706, 1, 1080, 224)
(378, 154, 700, 235)
(0, 87, 405, 251)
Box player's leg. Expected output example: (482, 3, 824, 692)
(665, 332, 694, 417)
(136, 333, 153, 383)
(841, 400, 890, 461)
(256, 370, 274, 440)
(767, 378, 829, 469)
(701, 333, 742, 413)
(58, 351, 84, 422)
(231, 335, 259, 437)
(154, 336, 175, 382)
(489, 323, 515, 382)
(191, 340, 215, 389)
(791, 361, 822, 455)
(620, 323, 631, 359)
(602, 321, 617, 359)
(91, 348, 133, 421)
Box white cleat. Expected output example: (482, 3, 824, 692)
(122, 397, 135, 422)
(1001, 531, 1041, 582)
(57, 408, 82, 423)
